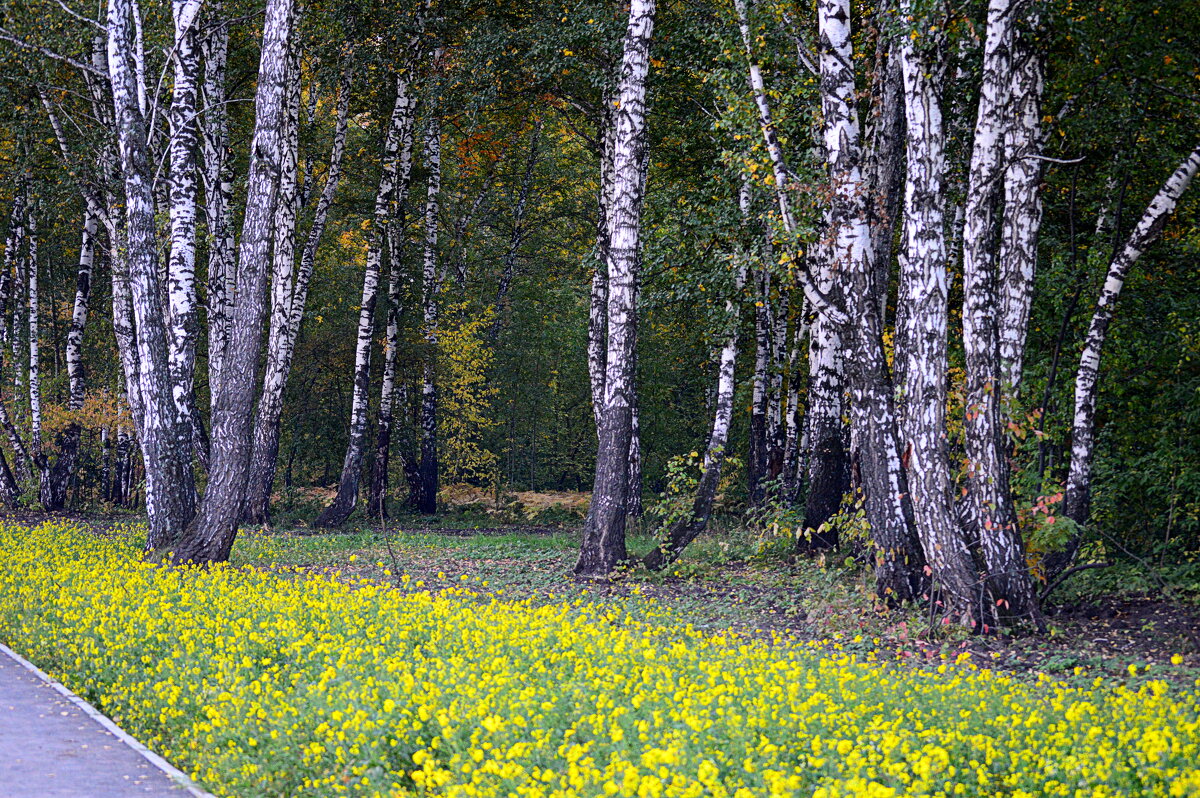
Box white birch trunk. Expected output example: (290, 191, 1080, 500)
(960, 0, 1040, 620)
(1055, 145, 1200, 566)
(416, 114, 442, 515)
(315, 71, 416, 528)
(897, 20, 983, 627)
(576, 0, 655, 576)
(245, 64, 352, 523)
(171, 0, 297, 562)
(818, 0, 925, 601)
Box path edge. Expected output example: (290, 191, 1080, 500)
(0, 642, 216, 798)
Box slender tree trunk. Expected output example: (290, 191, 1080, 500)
(818, 0, 926, 603)
(202, 0, 235, 401)
(1048, 145, 1200, 575)
(960, 0, 1040, 621)
(897, 19, 983, 627)
(244, 65, 351, 523)
(169, 0, 297, 563)
(166, 0, 205, 467)
(316, 72, 416, 528)
(416, 115, 442, 515)
(587, 94, 617, 431)
(42, 209, 97, 510)
(107, 0, 197, 549)
(26, 210, 47, 500)
(644, 184, 748, 570)
(576, 0, 656, 577)
(997, 12, 1046, 394)
(748, 266, 770, 504)
(367, 78, 420, 520)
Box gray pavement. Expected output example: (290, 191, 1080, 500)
(0, 649, 193, 797)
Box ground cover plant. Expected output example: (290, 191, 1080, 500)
(2, 518, 1199, 798)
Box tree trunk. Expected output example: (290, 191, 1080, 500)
(244, 64, 351, 524)
(576, 0, 656, 577)
(748, 266, 770, 505)
(107, 0, 197, 550)
(166, 0, 205, 468)
(997, 11, 1046, 394)
(169, 0, 297, 563)
(960, 0, 1040, 621)
(1049, 144, 1200, 576)
(415, 115, 443, 516)
(316, 72, 416, 528)
(26, 209, 47, 501)
(201, 0, 235, 402)
(42, 209, 97, 510)
(367, 77, 420, 520)
(896, 19, 983, 627)
(818, 0, 926, 603)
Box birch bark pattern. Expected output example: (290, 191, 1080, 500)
(897, 21, 982, 626)
(576, 0, 655, 577)
(107, 0, 197, 549)
(166, 0, 205, 466)
(171, 0, 297, 562)
(960, 0, 1040, 620)
(415, 115, 443, 515)
(818, 0, 925, 602)
(1052, 145, 1200, 573)
(316, 73, 416, 528)
(245, 65, 351, 524)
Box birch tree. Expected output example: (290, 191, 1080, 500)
(960, 0, 1040, 621)
(415, 114, 442, 515)
(1050, 144, 1200, 574)
(576, 0, 656, 577)
(169, 0, 297, 562)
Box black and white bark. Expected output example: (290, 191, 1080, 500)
(107, 0, 198, 549)
(201, 0, 235, 400)
(367, 77, 419, 520)
(244, 64, 351, 524)
(26, 209, 45, 497)
(1051, 145, 1200, 573)
(41, 209, 97, 510)
(316, 72, 416, 528)
(748, 264, 771, 504)
(166, 0, 205, 467)
(818, 0, 926, 602)
(897, 18, 982, 626)
(170, 0, 297, 563)
(414, 115, 443, 515)
(576, 0, 656, 577)
(960, 0, 1040, 620)
(997, 12, 1046, 394)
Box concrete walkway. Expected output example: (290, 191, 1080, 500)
(0, 645, 209, 797)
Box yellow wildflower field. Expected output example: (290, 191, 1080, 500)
(1, 520, 1198, 798)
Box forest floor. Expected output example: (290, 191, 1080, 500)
(14, 507, 1200, 689)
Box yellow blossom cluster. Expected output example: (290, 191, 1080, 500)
(1, 520, 1198, 798)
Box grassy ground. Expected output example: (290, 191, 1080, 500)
(214, 507, 1200, 689)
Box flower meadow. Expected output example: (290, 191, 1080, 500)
(0, 521, 1198, 798)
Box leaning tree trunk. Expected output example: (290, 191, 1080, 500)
(42, 209, 97, 510)
(1047, 144, 1200, 577)
(169, 0, 297, 563)
(575, 0, 656, 577)
(818, 0, 926, 603)
(996, 12, 1046, 395)
(244, 65, 351, 524)
(414, 116, 443, 515)
(107, 0, 197, 550)
(166, 0, 205, 468)
(316, 72, 416, 528)
(644, 184, 749, 570)
(960, 0, 1040, 622)
(896, 18, 983, 627)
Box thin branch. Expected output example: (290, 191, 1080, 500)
(55, 0, 105, 31)
(1039, 561, 1110, 603)
(0, 27, 106, 77)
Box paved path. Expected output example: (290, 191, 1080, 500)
(0, 646, 203, 797)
